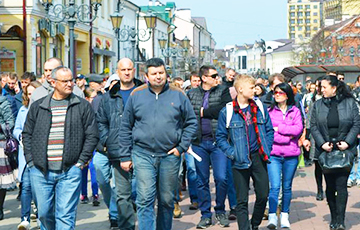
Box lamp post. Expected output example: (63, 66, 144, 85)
(336, 35, 360, 64)
(42, 0, 102, 74)
(110, 1, 123, 61)
(110, 11, 157, 61)
(158, 36, 190, 77)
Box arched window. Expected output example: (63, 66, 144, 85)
(36, 32, 47, 76)
(53, 35, 63, 60)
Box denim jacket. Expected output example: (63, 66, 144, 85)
(216, 102, 274, 169)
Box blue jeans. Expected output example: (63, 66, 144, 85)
(192, 140, 228, 218)
(132, 150, 181, 230)
(21, 166, 36, 221)
(81, 158, 98, 197)
(30, 165, 82, 230)
(267, 155, 298, 213)
(92, 152, 118, 221)
(226, 158, 237, 209)
(185, 152, 198, 203)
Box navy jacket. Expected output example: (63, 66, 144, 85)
(118, 83, 198, 162)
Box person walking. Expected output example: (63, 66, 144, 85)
(22, 66, 99, 229)
(118, 58, 197, 230)
(0, 84, 16, 221)
(266, 83, 303, 229)
(310, 75, 360, 230)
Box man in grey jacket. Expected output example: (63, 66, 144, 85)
(30, 57, 84, 105)
(119, 58, 197, 230)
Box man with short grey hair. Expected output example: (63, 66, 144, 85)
(23, 66, 99, 229)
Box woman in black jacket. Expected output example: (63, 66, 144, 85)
(310, 75, 360, 230)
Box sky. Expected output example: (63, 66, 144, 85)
(132, 0, 288, 49)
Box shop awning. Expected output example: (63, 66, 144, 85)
(281, 64, 360, 79)
(93, 47, 116, 57)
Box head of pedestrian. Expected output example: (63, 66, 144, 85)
(145, 58, 167, 93)
(225, 68, 236, 82)
(49, 66, 74, 100)
(321, 74, 351, 99)
(117, 58, 135, 86)
(20, 72, 36, 91)
(272, 82, 295, 109)
(7, 72, 18, 90)
(190, 72, 201, 88)
(75, 74, 86, 88)
(268, 73, 285, 91)
(43, 57, 63, 82)
(337, 72, 345, 82)
(234, 74, 255, 100)
(199, 65, 218, 90)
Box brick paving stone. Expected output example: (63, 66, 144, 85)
(1, 164, 360, 229)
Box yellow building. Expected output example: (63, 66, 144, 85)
(0, 0, 115, 76)
(324, 0, 360, 21)
(287, 0, 322, 43)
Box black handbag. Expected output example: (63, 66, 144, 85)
(3, 123, 18, 170)
(318, 149, 354, 174)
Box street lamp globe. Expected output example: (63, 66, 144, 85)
(337, 35, 344, 48)
(144, 12, 157, 29)
(200, 49, 206, 58)
(182, 36, 190, 50)
(110, 12, 123, 30)
(93, 0, 102, 4)
(158, 37, 167, 49)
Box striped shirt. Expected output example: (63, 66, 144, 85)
(47, 98, 68, 171)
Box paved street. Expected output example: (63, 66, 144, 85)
(2, 164, 360, 230)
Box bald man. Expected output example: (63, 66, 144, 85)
(96, 58, 143, 229)
(30, 57, 84, 105)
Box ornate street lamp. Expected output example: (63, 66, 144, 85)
(42, 0, 102, 74)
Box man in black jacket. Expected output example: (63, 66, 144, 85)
(96, 58, 142, 230)
(187, 65, 232, 228)
(22, 66, 99, 230)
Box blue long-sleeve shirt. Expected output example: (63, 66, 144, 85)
(118, 83, 198, 162)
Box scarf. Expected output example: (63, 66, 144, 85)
(233, 98, 270, 163)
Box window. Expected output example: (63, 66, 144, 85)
(314, 5, 318, 9)
(313, 12, 318, 16)
(298, 34, 303, 39)
(306, 26, 311, 31)
(290, 33, 295, 39)
(291, 26, 295, 31)
(314, 19, 318, 23)
(53, 36, 63, 60)
(290, 5, 295, 10)
(305, 5, 310, 9)
(290, 12, 295, 17)
(298, 26, 303, 31)
(313, 27, 318, 31)
(36, 32, 47, 76)
(297, 5, 303, 9)
(305, 12, 310, 17)
(298, 12, 303, 17)
(242, 56, 247, 69)
(291, 19, 295, 24)
(306, 33, 311, 37)
(297, 19, 303, 24)
(306, 19, 310, 24)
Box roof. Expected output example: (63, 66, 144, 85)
(192, 17, 207, 29)
(281, 64, 360, 79)
(272, 41, 294, 53)
(273, 39, 292, 44)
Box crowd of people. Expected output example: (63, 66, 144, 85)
(0, 56, 359, 230)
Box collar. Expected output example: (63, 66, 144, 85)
(147, 81, 169, 95)
(39, 92, 80, 110)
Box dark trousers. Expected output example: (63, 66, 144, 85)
(324, 171, 350, 226)
(314, 160, 324, 193)
(232, 152, 269, 230)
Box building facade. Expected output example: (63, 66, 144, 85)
(324, 0, 360, 21)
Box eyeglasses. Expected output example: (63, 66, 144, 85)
(56, 78, 74, 84)
(338, 77, 345, 81)
(206, 73, 219, 79)
(274, 91, 287, 96)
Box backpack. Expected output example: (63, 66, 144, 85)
(225, 98, 265, 128)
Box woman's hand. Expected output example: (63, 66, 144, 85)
(303, 139, 311, 151)
(322, 142, 333, 152)
(337, 141, 349, 151)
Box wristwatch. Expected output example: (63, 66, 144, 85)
(75, 162, 83, 169)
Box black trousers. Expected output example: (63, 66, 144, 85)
(232, 152, 269, 230)
(324, 171, 350, 226)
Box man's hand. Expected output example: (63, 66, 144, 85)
(121, 161, 132, 172)
(322, 142, 333, 152)
(337, 141, 349, 151)
(229, 86, 237, 100)
(168, 148, 180, 157)
(303, 139, 311, 151)
(200, 107, 204, 118)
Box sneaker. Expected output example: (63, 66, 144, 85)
(228, 208, 236, 220)
(215, 213, 230, 227)
(17, 220, 30, 230)
(189, 202, 199, 210)
(280, 212, 290, 229)
(196, 218, 212, 229)
(92, 195, 100, 206)
(267, 213, 278, 229)
(173, 202, 182, 218)
(347, 180, 355, 188)
(110, 219, 118, 230)
(80, 195, 89, 204)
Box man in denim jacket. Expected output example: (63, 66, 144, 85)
(216, 74, 274, 230)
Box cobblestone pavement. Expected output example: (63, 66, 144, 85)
(1, 164, 360, 230)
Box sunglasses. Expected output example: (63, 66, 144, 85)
(274, 91, 287, 96)
(206, 73, 219, 79)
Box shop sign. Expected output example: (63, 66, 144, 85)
(0, 50, 16, 72)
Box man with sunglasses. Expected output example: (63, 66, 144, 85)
(187, 65, 232, 228)
(30, 57, 84, 105)
(23, 66, 99, 229)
